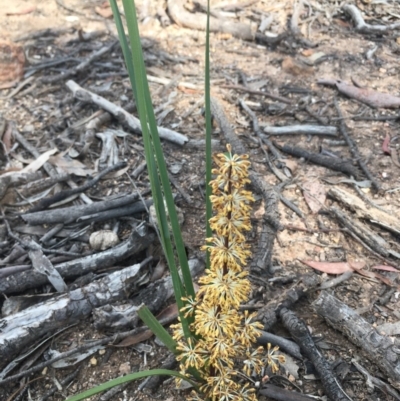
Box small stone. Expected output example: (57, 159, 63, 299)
(89, 230, 120, 251)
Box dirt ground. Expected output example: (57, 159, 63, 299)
(0, 0, 400, 400)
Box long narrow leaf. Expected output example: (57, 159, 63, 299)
(137, 304, 177, 353)
(65, 369, 197, 401)
(109, 0, 138, 102)
(118, 0, 194, 338)
(205, 0, 213, 269)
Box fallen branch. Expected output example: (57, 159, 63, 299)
(274, 142, 361, 178)
(0, 228, 155, 294)
(21, 191, 150, 225)
(167, 0, 256, 40)
(263, 124, 337, 136)
(342, 4, 400, 35)
(66, 80, 188, 146)
(0, 263, 143, 371)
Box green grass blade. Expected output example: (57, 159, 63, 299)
(109, 0, 138, 102)
(119, 0, 194, 338)
(65, 369, 197, 401)
(205, 0, 212, 269)
(138, 304, 177, 353)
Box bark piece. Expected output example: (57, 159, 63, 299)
(313, 291, 400, 384)
(329, 186, 400, 236)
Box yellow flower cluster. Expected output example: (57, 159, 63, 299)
(172, 145, 266, 401)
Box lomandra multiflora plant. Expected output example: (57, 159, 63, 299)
(172, 145, 284, 401)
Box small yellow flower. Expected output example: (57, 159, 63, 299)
(197, 269, 251, 309)
(266, 343, 285, 373)
(204, 235, 252, 270)
(236, 310, 263, 345)
(180, 296, 198, 318)
(195, 304, 238, 339)
(176, 338, 207, 370)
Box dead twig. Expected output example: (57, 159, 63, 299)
(263, 124, 337, 137)
(274, 142, 361, 178)
(41, 41, 118, 84)
(66, 80, 188, 146)
(27, 161, 127, 213)
(221, 84, 292, 104)
(342, 4, 400, 34)
(336, 99, 380, 190)
(239, 99, 283, 160)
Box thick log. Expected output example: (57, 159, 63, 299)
(313, 291, 400, 384)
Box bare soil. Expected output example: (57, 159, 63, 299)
(0, 1, 400, 401)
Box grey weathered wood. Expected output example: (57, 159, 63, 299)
(21, 193, 148, 225)
(313, 291, 400, 384)
(0, 229, 155, 295)
(0, 263, 142, 371)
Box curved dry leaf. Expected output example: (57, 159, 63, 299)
(20, 148, 57, 174)
(302, 180, 326, 214)
(372, 265, 399, 272)
(318, 78, 400, 108)
(301, 260, 365, 274)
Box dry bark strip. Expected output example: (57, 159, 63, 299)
(0, 263, 142, 371)
(319, 79, 400, 109)
(313, 291, 400, 384)
(21, 192, 150, 225)
(0, 229, 155, 295)
(66, 80, 188, 146)
(328, 186, 400, 236)
(329, 207, 397, 261)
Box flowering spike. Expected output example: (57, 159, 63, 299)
(172, 144, 284, 401)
